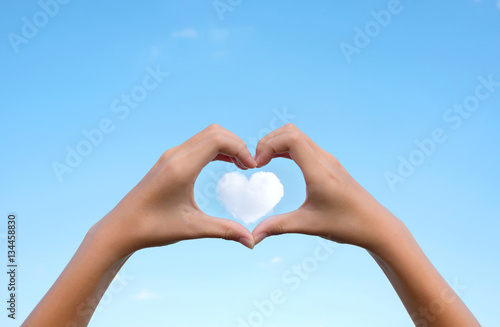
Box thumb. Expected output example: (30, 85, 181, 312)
(252, 209, 310, 246)
(198, 214, 255, 249)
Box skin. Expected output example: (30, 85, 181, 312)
(252, 124, 480, 327)
(22, 124, 479, 327)
(22, 125, 257, 327)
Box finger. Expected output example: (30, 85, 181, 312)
(158, 125, 239, 165)
(230, 156, 249, 170)
(213, 154, 248, 170)
(254, 132, 321, 180)
(179, 124, 233, 150)
(252, 209, 314, 245)
(272, 153, 292, 160)
(253, 153, 292, 162)
(187, 133, 257, 175)
(257, 124, 323, 154)
(213, 154, 234, 164)
(185, 124, 253, 159)
(198, 214, 255, 249)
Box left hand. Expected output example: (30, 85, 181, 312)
(94, 124, 257, 258)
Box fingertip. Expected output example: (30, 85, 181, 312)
(254, 152, 266, 168)
(254, 232, 268, 246)
(247, 155, 258, 169)
(254, 146, 276, 168)
(253, 149, 267, 168)
(255, 156, 271, 168)
(239, 237, 255, 249)
(231, 157, 248, 170)
(238, 152, 258, 169)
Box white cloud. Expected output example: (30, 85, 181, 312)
(270, 256, 284, 264)
(256, 256, 285, 269)
(171, 28, 198, 39)
(134, 290, 162, 301)
(217, 171, 284, 224)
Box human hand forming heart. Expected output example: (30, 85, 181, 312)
(26, 123, 481, 327)
(100, 123, 391, 256)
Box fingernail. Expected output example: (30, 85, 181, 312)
(254, 233, 268, 246)
(239, 237, 254, 250)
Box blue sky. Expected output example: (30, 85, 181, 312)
(1, 0, 500, 326)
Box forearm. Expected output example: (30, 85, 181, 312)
(22, 219, 132, 327)
(368, 215, 479, 326)
(22, 125, 257, 326)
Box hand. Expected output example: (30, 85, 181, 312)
(252, 124, 399, 251)
(95, 124, 257, 257)
(24, 124, 480, 327)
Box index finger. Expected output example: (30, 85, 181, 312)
(254, 126, 321, 181)
(184, 127, 257, 175)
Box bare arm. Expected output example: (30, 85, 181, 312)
(22, 124, 256, 327)
(252, 123, 479, 327)
(21, 223, 132, 326)
(368, 217, 478, 326)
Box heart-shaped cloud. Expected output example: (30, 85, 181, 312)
(216, 171, 284, 224)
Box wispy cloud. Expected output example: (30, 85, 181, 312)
(256, 256, 285, 269)
(208, 28, 230, 43)
(473, 0, 500, 8)
(134, 290, 163, 301)
(270, 256, 284, 264)
(171, 28, 198, 39)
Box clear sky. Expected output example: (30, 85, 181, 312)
(1, 0, 500, 326)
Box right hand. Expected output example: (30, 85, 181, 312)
(252, 124, 400, 251)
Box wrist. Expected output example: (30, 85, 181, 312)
(362, 207, 411, 257)
(87, 212, 138, 265)
(365, 212, 420, 268)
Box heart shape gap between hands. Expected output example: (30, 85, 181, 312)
(216, 171, 284, 224)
